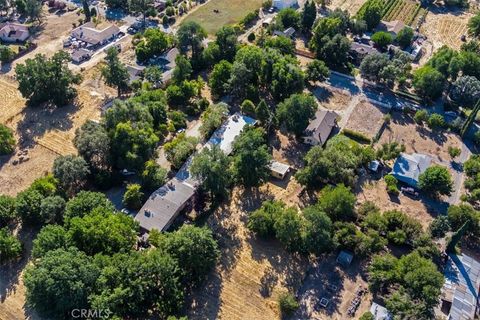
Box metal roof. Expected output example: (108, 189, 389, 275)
(391, 153, 431, 188)
(269, 161, 290, 175)
(443, 254, 480, 320)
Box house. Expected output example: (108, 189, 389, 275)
(0, 23, 29, 43)
(439, 254, 480, 320)
(273, 0, 297, 9)
(273, 27, 296, 39)
(136, 113, 256, 233)
(336, 250, 353, 267)
(70, 48, 92, 64)
(302, 109, 339, 146)
(350, 42, 378, 64)
(71, 22, 121, 48)
(391, 153, 431, 188)
(370, 302, 392, 320)
(126, 65, 145, 84)
(269, 161, 290, 179)
(377, 20, 405, 37)
(158, 47, 179, 84)
(135, 178, 196, 232)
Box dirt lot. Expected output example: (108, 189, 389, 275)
(377, 112, 462, 164)
(345, 100, 387, 139)
(312, 86, 353, 112)
(182, 0, 264, 35)
(328, 0, 366, 15)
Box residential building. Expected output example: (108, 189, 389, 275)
(440, 254, 480, 320)
(126, 65, 145, 84)
(70, 48, 92, 64)
(158, 47, 179, 84)
(0, 23, 29, 43)
(391, 153, 431, 188)
(71, 22, 121, 49)
(269, 161, 290, 179)
(350, 42, 378, 64)
(370, 302, 392, 320)
(273, 27, 296, 39)
(377, 20, 405, 37)
(302, 109, 339, 146)
(135, 113, 256, 232)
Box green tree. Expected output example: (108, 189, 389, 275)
(318, 184, 356, 221)
(74, 120, 111, 172)
(123, 183, 144, 210)
(412, 66, 445, 101)
(199, 102, 229, 138)
(448, 146, 461, 159)
(274, 207, 304, 252)
(177, 21, 207, 64)
(215, 25, 239, 62)
(156, 225, 219, 283)
(16, 189, 45, 225)
(468, 12, 480, 38)
(39, 196, 65, 224)
(90, 249, 183, 318)
(301, 0, 317, 32)
(447, 203, 479, 238)
(64, 191, 114, 222)
(302, 206, 333, 254)
(429, 215, 450, 238)
(68, 208, 138, 255)
(449, 75, 480, 107)
(172, 54, 192, 83)
(164, 133, 199, 168)
(24, 248, 99, 319)
(276, 93, 317, 136)
(129, 0, 154, 29)
(414, 109, 429, 124)
(306, 59, 330, 84)
(0, 124, 15, 155)
(24, 0, 42, 22)
(190, 145, 231, 199)
(276, 8, 300, 29)
(241, 99, 256, 116)
(135, 28, 171, 62)
(247, 200, 285, 238)
(264, 36, 295, 56)
(427, 113, 446, 131)
(0, 45, 14, 64)
(52, 155, 90, 197)
(396, 27, 414, 49)
(278, 292, 299, 316)
(15, 51, 81, 106)
(271, 55, 304, 100)
(418, 165, 453, 197)
(102, 47, 129, 96)
(255, 99, 273, 127)
(0, 195, 16, 227)
(232, 127, 271, 187)
(31, 225, 70, 259)
(0, 228, 22, 264)
(141, 160, 167, 191)
(371, 31, 393, 50)
(357, 0, 382, 30)
(209, 60, 232, 98)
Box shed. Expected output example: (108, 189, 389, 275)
(269, 161, 290, 179)
(70, 48, 92, 64)
(336, 250, 353, 267)
(370, 302, 392, 320)
(391, 153, 431, 188)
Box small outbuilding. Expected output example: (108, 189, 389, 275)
(269, 161, 290, 179)
(391, 153, 431, 188)
(336, 250, 353, 267)
(0, 23, 30, 43)
(377, 20, 405, 37)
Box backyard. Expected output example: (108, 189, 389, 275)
(182, 0, 264, 34)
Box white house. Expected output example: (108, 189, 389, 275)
(273, 0, 297, 10)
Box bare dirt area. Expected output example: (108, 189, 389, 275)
(377, 112, 462, 164)
(295, 256, 372, 320)
(345, 100, 387, 139)
(327, 0, 367, 15)
(187, 186, 309, 320)
(312, 85, 353, 112)
(420, 8, 472, 55)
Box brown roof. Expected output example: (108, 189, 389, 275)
(304, 109, 338, 145)
(0, 22, 29, 41)
(378, 20, 405, 35)
(72, 22, 120, 45)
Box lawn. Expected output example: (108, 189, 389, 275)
(182, 0, 263, 35)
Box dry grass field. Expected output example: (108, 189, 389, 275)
(182, 0, 264, 34)
(328, 0, 367, 15)
(345, 100, 388, 139)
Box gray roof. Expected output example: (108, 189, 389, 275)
(378, 20, 406, 35)
(127, 65, 144, 83)
(70, 48, 91, 62)
(269, 161, 290, 176)
(135, 178, 195, 232)
(336, 250, 353, 266)
(304, 109, 338, 145)
(350, 42, 378, 56)
(391, 153, 431, 187)
(159, 47, 179, 69)
(370, 302, 392, 320)
(72, 22, 120, 45)
(443, 254, 480, 320)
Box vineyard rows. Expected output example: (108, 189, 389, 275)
(382, 0, 426, 26)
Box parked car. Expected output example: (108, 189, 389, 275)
(401, 186, 419, 198)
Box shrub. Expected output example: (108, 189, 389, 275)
(123, 184, 144, 210)
(427, 113, 446, 131)
(0, 227, 22, 264)
(342, 129, 371, 144)
(385, 174, 399, 195)
(414, 109, 428, 124)
(278, 292, 299, 316)
(247, 32, 256, 42)
(448, 146, 461, 159)
(0, 124, 15, 155)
